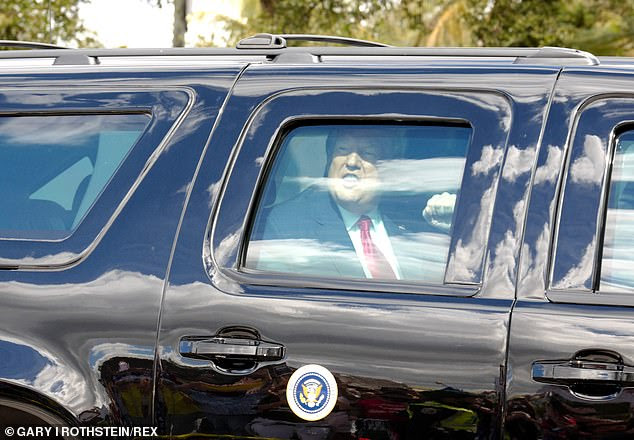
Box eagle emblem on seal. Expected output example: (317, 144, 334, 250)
(299, 378, 325, 408)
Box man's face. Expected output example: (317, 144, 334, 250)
(327, 132, 382, 215)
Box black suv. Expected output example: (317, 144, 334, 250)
(1, 34, 634, 439)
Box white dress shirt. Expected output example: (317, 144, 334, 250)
(336, 205, 402, 279)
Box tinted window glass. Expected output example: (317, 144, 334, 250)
(0, 114, 149, 239)
(245, 123, 471, 283)
(601, 130, 634, 291)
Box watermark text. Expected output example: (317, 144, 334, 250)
(4, 426, 158, 437)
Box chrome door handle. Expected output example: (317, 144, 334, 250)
(533, 360, 634, 384)
(179, 336, 285, 362)
(533, 349, 634, 386)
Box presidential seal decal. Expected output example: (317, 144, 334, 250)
(286, 364, 338, 421)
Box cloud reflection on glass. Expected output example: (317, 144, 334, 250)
(447, 183, 496, 282)
(570, 135, 605, 186)
(446, 145, 504, 282)
(471, 145, 503, 176)
(247, 233, 449, 282)
(244, 123, 469, 283)
(0, 115, 146, 146)
(533, 145, 562, 185)
(502, 145, 535, 182)
(286, 157, 465, 195)
(553, 237, 595, 289)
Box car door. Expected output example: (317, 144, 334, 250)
(157, 62, 559, 439)
(0, 65, 244, 429)
(509, 67, 634, 438)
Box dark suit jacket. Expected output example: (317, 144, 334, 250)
(248, 186, 448, 281)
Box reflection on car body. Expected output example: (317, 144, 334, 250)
(2, 36, 634, 439)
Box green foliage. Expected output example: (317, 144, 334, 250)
(205, 0, 634, 55)
(214, 0, 433, 47)
(0, 0, 97, 47)
(425, 0, 472, 46)
(464, 0, 634, 55)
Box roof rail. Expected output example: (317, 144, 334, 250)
(237, 33, 389, 49)
(515, 46, 599, 65)
(0, 45, 599, 67)
(0, 40, 69, 50)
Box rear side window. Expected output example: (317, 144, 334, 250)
(600, 130, 634, 291)
(245, 123, 471, 283)
(0, 114, 149, 239)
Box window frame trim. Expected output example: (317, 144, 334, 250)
(207, 87, 514, 297)
(548, 94, 634, 303)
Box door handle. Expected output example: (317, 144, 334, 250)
(532, 349, 634, 386)
(532, 360, 634, 384)
(179, 336, 285, 362)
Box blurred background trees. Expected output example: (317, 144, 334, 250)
(0, 0, 96, 46)
(1, 0, 634, 55)
(215, 0, 465, 47)
(465, 0, 634, 55)
(212, 0, 634, 54)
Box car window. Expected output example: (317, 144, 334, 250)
(244, 123, 471, 283)
(600, 130, 634, 291)
(0, 114, 149, 239)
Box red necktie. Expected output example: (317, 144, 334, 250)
(357, 216, 397, 280)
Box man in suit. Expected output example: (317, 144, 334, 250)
(248, 126, 453, 281)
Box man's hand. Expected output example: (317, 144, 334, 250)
(422, 192, 456, 232)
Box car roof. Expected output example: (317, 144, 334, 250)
(0, 33, 604, 69)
